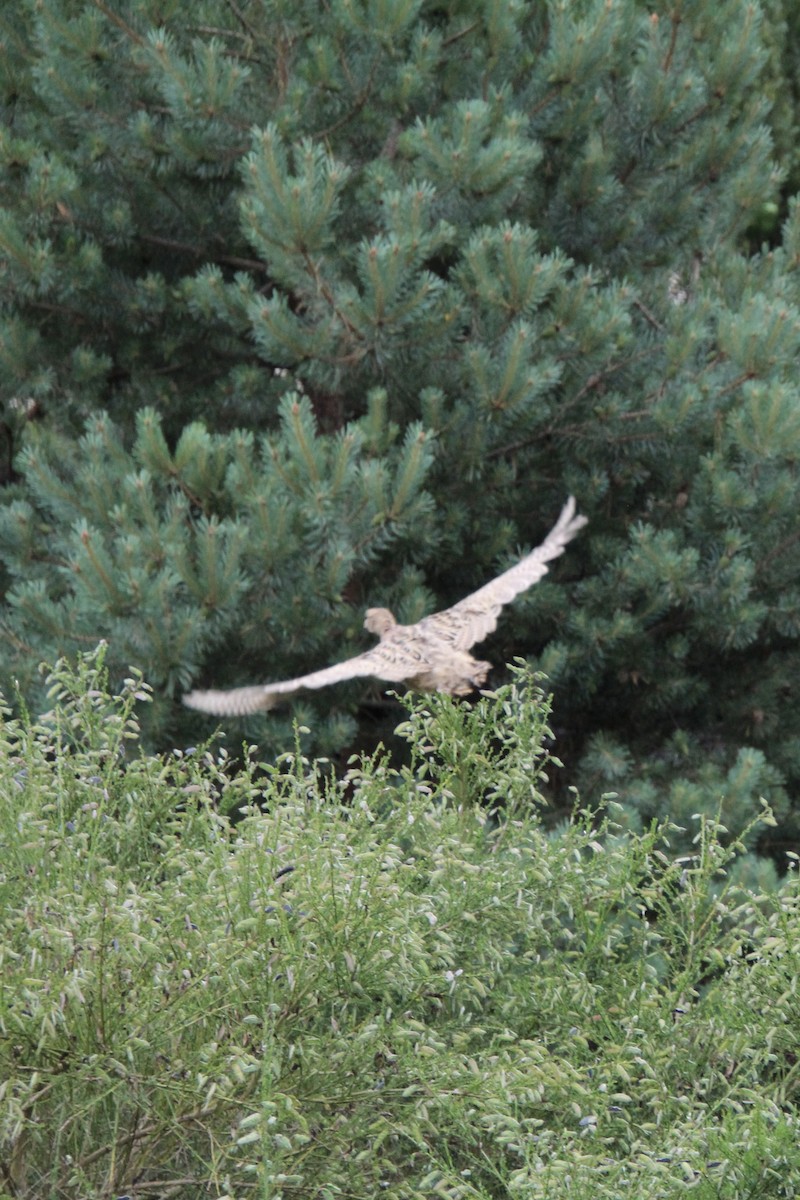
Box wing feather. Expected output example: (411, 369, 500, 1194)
(183, 636, 425, 717)
(420, 496, 587, 651)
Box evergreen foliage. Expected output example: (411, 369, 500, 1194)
(1, 651, 798, 1199)
(1, 0, 799, 865)
(758, 0, 800, 213)
(0, 395, 434, 752)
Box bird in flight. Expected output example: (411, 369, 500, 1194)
(184, 496, 587, 717)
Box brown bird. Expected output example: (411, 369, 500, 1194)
(184, 496, 587, 717)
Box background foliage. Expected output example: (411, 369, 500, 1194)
(1, 0, 800, 868)
(1, 652, 798, 1199)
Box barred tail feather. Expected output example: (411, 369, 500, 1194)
(183, 685, 284, 716)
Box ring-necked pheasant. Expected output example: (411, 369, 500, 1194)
(184, 496, 587, 717)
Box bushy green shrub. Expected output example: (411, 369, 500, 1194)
(1, 649, 798, 1198)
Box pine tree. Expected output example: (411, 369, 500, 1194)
(758, 0, 800, 211)
(1, 0, 799, 866)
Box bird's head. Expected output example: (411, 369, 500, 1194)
(363, 607, 397, 637)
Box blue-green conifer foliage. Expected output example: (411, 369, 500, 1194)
(1, 0, 799, 863)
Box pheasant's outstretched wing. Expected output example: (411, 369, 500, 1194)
(183, 634, 427, 717)
(420, 496, 587, 651)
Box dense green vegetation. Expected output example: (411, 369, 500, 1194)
(2, 2, 800, 1188)
(1, 651, 799, 1199)
(1, 0, 799, 874)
